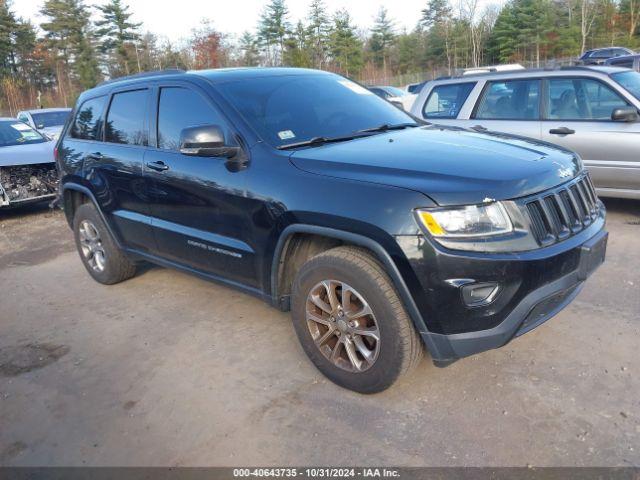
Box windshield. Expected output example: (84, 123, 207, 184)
(31, 110, 70, 128)
(611, 71, 640, 100)
(217, 74, 416, 148)
(0, 120, 47, 147)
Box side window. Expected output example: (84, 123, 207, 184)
(422, 83, 475, 119)
(611, 59, 634, 68)
(475, 79, 540, 120)
(18, 114, 29, 123)
(157, 87, 226, 151)
(593, 49, 612, 58)
(545, 78, 629, 120)
(105, 89, 148, 146)
(70, 96, 107, 141)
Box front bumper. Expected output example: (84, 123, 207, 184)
(398, 211, 607, 364)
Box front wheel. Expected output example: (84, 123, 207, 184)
(291, 246, 423, 393)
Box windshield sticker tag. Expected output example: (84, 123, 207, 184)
(278, 130, 296, 140)
(338, 80, 372, 95)
(11, 123, 31, 131)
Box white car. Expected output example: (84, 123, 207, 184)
(17, 108, 72, 141)
(0, 118, 57, 208)
(368, 86, 413, 111)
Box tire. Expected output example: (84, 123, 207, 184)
(291, 246, 423, 393)
(72, 202, 136, 285)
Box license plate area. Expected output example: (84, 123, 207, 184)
(578, 231, 608, 281)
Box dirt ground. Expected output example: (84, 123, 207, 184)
(0, 199, 638, 467)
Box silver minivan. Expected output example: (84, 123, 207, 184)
(410, 66, 640, 199)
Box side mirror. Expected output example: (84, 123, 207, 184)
(611, 107, 638, 122)
(37, 124, 45, 129)
(179, 125, 240, 158)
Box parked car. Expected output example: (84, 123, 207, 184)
(579, 47, 635, 65)
(0, 119, 57, 208)
(411, 66, 640, 200)
(605, 54, 640, 71)
(368, 85, 407, 110)
(58, 68, 607, 393)
(17, 108, 72, 140)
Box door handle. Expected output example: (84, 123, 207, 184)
(146, 161, 169, 172)
(471, 125, 487, 132)
(549, 127, 575, 135)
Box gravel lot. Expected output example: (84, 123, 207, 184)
(0, 199, 638, 467)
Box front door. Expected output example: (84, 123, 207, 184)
(144, 84, 257, 287)
(540, 77, 640, 194)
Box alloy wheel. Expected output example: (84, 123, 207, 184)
(78, 220, 106, 273)
(305, 280, 381, 373)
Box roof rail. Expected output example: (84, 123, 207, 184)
(97, 69, 186, 87)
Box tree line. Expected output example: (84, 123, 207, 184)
(1, 0, 638, 114)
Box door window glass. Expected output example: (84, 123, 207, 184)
(157, 87, 226, 151)
(70, 96, 107, 141)
(423, 83, 475, 119)
(546, 78, 629, 120)
(475, 79, 540, 120)
(105, 90, 148, 146)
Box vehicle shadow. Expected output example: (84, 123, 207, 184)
(0, 202, 55, 221)
(600, 197, 640, 220)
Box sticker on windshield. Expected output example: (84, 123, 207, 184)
(338, 80, 373, 95)
(11, 123, 31, 131)
(278, 130, 296, 140)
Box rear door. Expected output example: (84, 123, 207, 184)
(540, 76, 640, 194)
(80, 88, 155, 252)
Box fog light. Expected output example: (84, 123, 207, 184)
(461, 282, 500, 307)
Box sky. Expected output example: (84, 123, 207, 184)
(13, 0, 504, 44)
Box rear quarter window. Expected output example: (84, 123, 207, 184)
(70, 96, 107, 141)
(422, 83, 475, 119)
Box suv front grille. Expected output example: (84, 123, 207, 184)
(525, 175, 600, 246)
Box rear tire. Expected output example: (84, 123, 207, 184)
(291, 246, 423, 393)
(72, 202, 136, 285)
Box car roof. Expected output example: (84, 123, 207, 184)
(429, 65, 629, 83)
(19, 108, 72, 114)
(80, 67, 335, 100)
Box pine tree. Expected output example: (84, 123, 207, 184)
(95, 0, 141, 76)
(307, 0, 331, 68)
(40, 0, 100, 89)
(329, 9, 363, 76)
(0, 0, 18, 75)
(258, 0, 290, 65)
(369, 6, 395, 72)
(284, 20, 312, 67)
(239, 31, 260, 66)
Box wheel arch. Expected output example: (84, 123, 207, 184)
(61, 183, 123, 249)
(270, 225, 434, 351)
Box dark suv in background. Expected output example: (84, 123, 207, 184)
(579, 47, 635, 65)
(57, 68, 607, 393)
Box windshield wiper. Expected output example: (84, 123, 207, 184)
(277, 134, 371, 150)
(357, 122, 418, 133)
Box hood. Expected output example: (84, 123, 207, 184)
(0, 140, 55, 167)
(289, 126, 582, 206)
(40, 126, 64, 140)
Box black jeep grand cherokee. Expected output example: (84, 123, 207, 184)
(57, 68, 607, 393)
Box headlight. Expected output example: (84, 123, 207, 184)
(416, 202, 513, 238)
